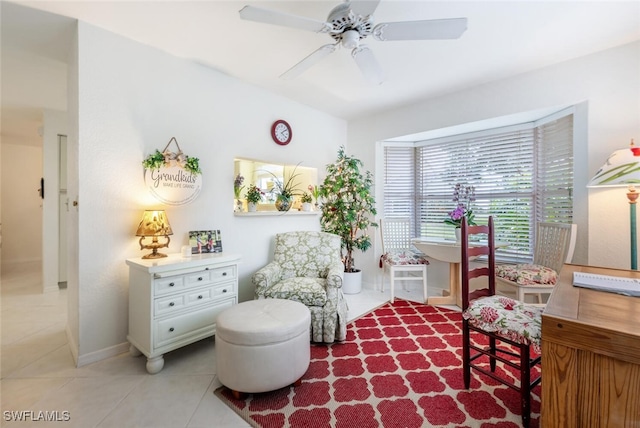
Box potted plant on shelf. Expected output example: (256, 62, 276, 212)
(246, 184, 264, 212)
(263, 163, 302, 212)
(308, 184, 321, 210)
(319, 146, 377, 294)
(233, 174, 245, 212)
(300, 192, 313, 211)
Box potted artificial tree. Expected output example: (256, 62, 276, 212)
(319, 146, 377, 294)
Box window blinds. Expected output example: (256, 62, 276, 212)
(383, 146, 418, 233)
(383, 113, 573, 263)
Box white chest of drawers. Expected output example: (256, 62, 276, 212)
(126, 253, 241, 373)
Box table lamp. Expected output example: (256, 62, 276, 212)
(588, 139, 640, 269)
(135, 210, 173, 259)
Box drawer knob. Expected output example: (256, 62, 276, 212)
(198, 277, 203, 281)
(222, 289, 227, 293)
(198, 295, 203, 299)
(169, 327, 174, 332)
(169, 282, 175, 287)
(169, 302, 175, 307)
(222, 272, 227, 276)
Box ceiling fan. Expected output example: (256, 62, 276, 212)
(239, 0, 467, 85)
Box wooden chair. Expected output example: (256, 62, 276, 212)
(461, 216, 543, 428)
(496, 222, 576, 302)
(379, 217, 428, 303)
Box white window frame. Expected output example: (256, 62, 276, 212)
(382, 110, 574, 263)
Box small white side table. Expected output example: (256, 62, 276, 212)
(126, 253, 241, 373)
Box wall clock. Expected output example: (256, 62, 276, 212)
(271, 120, 292, 146)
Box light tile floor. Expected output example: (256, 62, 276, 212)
(1, 262, 449, 427)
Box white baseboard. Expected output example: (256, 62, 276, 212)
(65, 325, 129, 368)
(76, 341, 130, 367)
(65, 324, 78, 366)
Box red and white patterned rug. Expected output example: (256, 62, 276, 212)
(215, 299, 540, 427)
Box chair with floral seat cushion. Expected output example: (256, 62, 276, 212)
(251, 231, 347, 343)
(496, 222, 576, 303)
(460, 216, 542, 428)
(379, 217, 429, 303)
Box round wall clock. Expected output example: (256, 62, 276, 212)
(271, 120, 292, 146)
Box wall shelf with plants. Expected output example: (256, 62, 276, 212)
(233, 158, 319, 215)
(233, 211, 320, 217)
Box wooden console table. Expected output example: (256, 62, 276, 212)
(541, 264, 640, 427)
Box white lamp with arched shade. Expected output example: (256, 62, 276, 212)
(588, 139, 640, 270)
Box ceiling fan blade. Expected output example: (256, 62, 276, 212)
(349, 0, 381, 17)
(373, 18, 468, 41)
(280, 44, 338, 80)
(239, 5, 330, 33)
(352, 45, 384, 85)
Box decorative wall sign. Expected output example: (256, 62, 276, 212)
(143, 137, 202, 205)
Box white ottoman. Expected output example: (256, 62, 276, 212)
(215, 299, 311, 398)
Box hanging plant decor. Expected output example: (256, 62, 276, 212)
(142, 137, 201, 175)
(142, 150, 166, 171)
(143, 137, 203, 206)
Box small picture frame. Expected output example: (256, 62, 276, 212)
(189, 230, 223, 254)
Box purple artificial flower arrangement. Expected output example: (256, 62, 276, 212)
(444, 183, 477, 227)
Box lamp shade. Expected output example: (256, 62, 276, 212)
(588, 139, 640, 270)
(135, 210, 173, 237)
(588, 139, 640, 187)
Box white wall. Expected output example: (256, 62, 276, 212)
(72, 22, 346, 364)
(349, 41, 640, 282)
(0, 138, 43, 267)
(66, 22, 80, 365)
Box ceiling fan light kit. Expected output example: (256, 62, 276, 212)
(239, 0, 467, 84)
(341, 30, 361, 49)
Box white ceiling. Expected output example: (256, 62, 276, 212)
(2, 0, 640, 145)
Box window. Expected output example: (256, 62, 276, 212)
(383, 112, 573, 263)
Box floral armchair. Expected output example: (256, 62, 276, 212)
(251, 231, 348, 343)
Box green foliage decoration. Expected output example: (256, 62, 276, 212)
(320, 146, 377, 272)
(142, 150, 165, 170)
(263, 163, 303, 199)
(184, 156, 201, 175)
(142, 149, 201, 176)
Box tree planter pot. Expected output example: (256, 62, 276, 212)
(342, 270, 362, 294)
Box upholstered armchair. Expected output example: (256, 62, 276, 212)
(251, 231, 348, 343)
